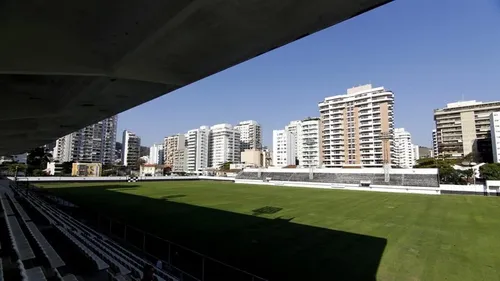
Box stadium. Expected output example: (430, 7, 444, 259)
(1, 166, 500, 281)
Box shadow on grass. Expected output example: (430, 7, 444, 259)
(43, 184, 387, 281)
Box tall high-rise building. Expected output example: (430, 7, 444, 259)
(272, 129, 296, 167)
(208, 123, 241, 168)
(432, 129, 438, 157)
(296, 118, 321, 168)
(319, 84, 394, 167)
(491, 112, 500, 163)
(285, 120, 301, 157)
(413, 144, 420, 161)
(121, 130, 141, 166)
(186, 126, 210, 172)
(53, 116, 117, 164)
(148, 144, 164, 165)
(434, 100, 500, 158)
(393, 128, 415, 168)
(172, 149, 187, 172)
(164, 134, 186, 166)
(235, 120, 262, 150)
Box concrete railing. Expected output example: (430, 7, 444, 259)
(234, 179, 441, 195)
(8, 176, 235, 183)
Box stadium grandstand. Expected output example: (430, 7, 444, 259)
(1, 179, 264, 281)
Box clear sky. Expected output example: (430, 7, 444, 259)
(117, 0, 500, 148)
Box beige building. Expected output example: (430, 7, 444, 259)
(241, 149, 263, 167)
(319, 84, 394, 167)
(172, 149, 187, 172)
(163, 134, 186, 165)
(434, 100, 500, 158)
(235, 120, 262, 150)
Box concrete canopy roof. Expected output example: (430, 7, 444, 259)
(0, 0, 392, 155)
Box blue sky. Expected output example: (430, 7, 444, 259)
(118, 0, 500, 148)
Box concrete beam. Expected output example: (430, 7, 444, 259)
(0, 0, 392, 154)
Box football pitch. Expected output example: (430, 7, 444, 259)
(38, 180, 500, 281)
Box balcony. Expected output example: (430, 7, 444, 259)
(359, 122, 373, 127)
(358, 110, 372, 116)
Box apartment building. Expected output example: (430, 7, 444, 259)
(208, 123, 241, 168)
(296, 118, 321, 167)
(432, 129, 438, 157)
(393, 128, 415, 168)
(285, 120, 301, 157)
(235, 120, 262, 150)
(434, 100, 500, 158)
(319, 84, 394, 167)
(491, 112, 500, 163)
(53, 116, 117, 164)
(241, 149, 263, 167)
(121, 130, 141, 166)
(172, 149, 187, 172)
(148, 144, 164, 165)
(413, 144, 420, 161)
(272, 130, 296, 167)
(186, 126, 210, 172)
(164, 134, 186, 165)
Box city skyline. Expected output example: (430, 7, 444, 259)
(116, 1, 500, 148)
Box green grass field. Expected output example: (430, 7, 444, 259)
(38, 180, 500, 281)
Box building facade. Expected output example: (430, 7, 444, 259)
(53, 116, 117, 164)
(319, 84, 394, 167)
(148, 144, 164, 165)
(491, 112, 500, 163)
(241, 149, 263, 167)
(432, 129, 438, 157)
(285, 120, 301, 157)
(272, 129, 296, 167)
(235, 120, 262, 151)
(434, 100, 500, 158)
(393, 128, 415, 168)
(208, 124, 241, 168)
(172, 149, 187, 172)
(296, 118, 321, 167)
(186, 126, 210, 172)
(164, 134, 186, 166)
(121, 130, 141, 166)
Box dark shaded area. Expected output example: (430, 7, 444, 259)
(161, 195, 187, 200)
(251, 206, 283, 216)
(43, 184, 387, 281)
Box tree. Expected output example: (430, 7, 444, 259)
(460, 168, 474, 184)
(164, 166, 172, 175)
(438, 164, 455, 183)
(5, 163, 27, 175)
(415, 157, 438, 168)
(479, 163, 500, 180)
(136, 158, 146, 169)
(61, 161, 74, 175)
(219, 162, 232, 171)
(27, 147, 52, 175)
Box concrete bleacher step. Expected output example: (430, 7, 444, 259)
(6, 216, 36, 261)
(1, 199, 15, 216)
(61, 274, 79, 281)
(25, 266, 46, 281)
(12, 185, 179, 281)
(25, 221, 65, 269)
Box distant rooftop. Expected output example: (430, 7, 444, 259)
(347, 84, 373, 95)
(446, 100, 481, 108)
